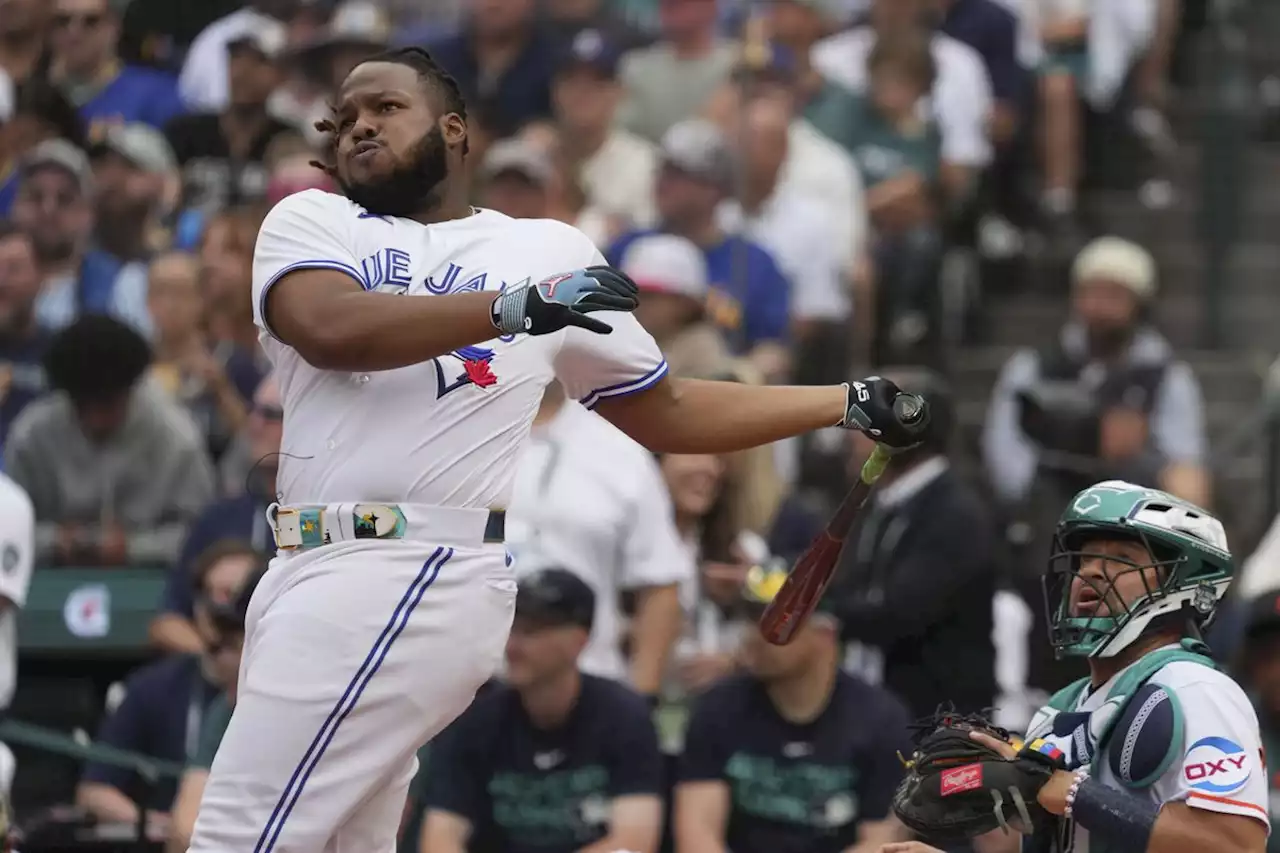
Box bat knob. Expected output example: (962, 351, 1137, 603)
(892, 394, 927, 427)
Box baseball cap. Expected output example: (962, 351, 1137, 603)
(659, 119, 734, 189)
(21, 139, 93, 196)
(92, 123, 176, 173)
(620, 234, 709, 301)
(555, 28, 621, 78)
(297, 0, 391, 58)
(228, 15, 289, 61)
(481, 138, 553, 186)
(1071, 236, 1157, 301)
(515, 568, 596, 632)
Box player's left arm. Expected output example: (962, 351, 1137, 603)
(555, 245, 922, 451)
(1034, 676, 1269, 853)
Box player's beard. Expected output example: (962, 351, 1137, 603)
(339, 125, 449, 218)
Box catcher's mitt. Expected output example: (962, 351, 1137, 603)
(891, 709, 1065, 845)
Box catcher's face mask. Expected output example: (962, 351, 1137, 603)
(1044, 481, 1233, 659)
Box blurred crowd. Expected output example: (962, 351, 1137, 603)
(1, 0, 1277, 851)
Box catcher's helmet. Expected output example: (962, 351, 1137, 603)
(1045, 480, 1233, 658)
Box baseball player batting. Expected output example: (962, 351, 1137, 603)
(882, 481, 1267, 853)
(186, 47, 927, 853)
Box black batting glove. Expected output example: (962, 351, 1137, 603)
(838, 376, 931, 449)
(491, 266, 640, 336)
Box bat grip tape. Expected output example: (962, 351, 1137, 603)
(859, 444, 893, 485)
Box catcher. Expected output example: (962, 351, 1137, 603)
(884, 480, 1268, 853)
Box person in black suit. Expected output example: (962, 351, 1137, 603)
(827, 367, 1000, 720)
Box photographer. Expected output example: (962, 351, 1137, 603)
(981, 236, 1208, 693)
(981, 236, 1208, 509)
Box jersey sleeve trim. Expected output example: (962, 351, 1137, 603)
(580, 360, 669, 411)
(257, 259, 369, 341)
(1185, 791, 1270, 823)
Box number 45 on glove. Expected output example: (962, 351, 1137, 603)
(891, 710, 1066, 846)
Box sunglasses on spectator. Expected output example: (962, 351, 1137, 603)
(253, 403, 284, 421)
(54, 12, 106, 29)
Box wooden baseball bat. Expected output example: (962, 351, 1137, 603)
(758, 394, 927, 645)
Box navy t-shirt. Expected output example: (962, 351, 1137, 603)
(607, 229, 791, 352)
(159, 492, 274, 618)
(423, 674, 664, 853)
(81, 654, 221, 810)
(678, 672, 912, 853)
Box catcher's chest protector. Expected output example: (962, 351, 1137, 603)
(1024, 640, 1217, 853)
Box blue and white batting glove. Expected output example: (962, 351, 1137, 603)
(491, 266, 639, 336)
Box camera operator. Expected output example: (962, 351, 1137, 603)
(981, 235, 1208, 692)
(981, 236, 1208, 510)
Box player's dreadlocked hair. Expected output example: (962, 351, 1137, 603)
(311, 47, 470, 179)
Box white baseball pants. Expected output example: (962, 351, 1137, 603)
(188, 537, 515, 853)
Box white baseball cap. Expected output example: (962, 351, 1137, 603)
(1072, 236, 1157, 301)
(620, 234, 709, 301)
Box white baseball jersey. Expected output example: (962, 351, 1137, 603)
(506, 399, 694, 682)
(251, 190, 668, 508)
(0, 474, 33, 710)
(1025, 655, 1270, 852)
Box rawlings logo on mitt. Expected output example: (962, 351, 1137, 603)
(891, 708, 1065, 845)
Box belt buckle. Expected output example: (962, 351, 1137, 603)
(352, 504, 406, 540)
(273, 507, 303, 550)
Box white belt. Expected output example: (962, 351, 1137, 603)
(268, 502, 506, 551)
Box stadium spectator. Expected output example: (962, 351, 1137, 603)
(608, 119, 792, 380)
(75, 541, 261, 828)
(982, 236, 1208, 508)
(166, 21, 293, 216)
(0, 471, 33, 797)
(551, 30, 658, 233)
(1033, 0, 1091, 227)
(812, 0, 995, 199)
(165, 562, 264, 853)
(718, 92, 849, 337)
(618, 232, 730, 379)
(825, 368, 999, 719)
(516, 120, 624, 249)
(146, 251, 261, 461)
(617, 0, 737, 143)
(545, 0, 650, 51)
(421, 568, 665, 853)
(673, 566, 913, 853)
(0, 77, 85, 216)
(1235, 589, 1280, 837)
(479, 137, 553, 220)
(262, 133, 337, 209)
(195, 207, 266, 366)
(0, 223, 52, 454)
(5, 316, 214, 567)
(11, 139, 149, 332)
(427, 0, 557, 142)
(849, 31, 946, 365)
(506, 379, 691, 700)
(177, 0, 300, 113)
(293, 0, 392, 95)
(0, 0, 49, 86)
(701, 60, 865, 324)
(149, 373, 278, 655)
(87, 122, 177, 266)
(47, 0, 184, 137)
(934, 0, 1025, 147)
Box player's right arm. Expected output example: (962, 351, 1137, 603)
(421, 810, 471, 853)
(256, 192, 635, 372)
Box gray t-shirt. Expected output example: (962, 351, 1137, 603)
(617, 42, 738, 143)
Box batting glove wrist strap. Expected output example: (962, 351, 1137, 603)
(1072, 776, 1159, 851)
(491, 288, 529, 335)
